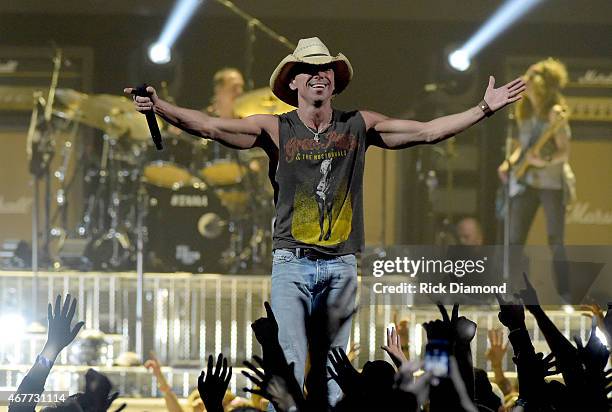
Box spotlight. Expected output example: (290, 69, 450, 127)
(448, 49, 471, 72)
(449, 0, 544, 69)
(562, 305, 575, 314)
(148, 0, 204, 64)
(148, 42, 172, 64)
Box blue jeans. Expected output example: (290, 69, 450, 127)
(270, 248, 357, 407)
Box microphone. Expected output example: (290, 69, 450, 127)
(131, 84, 163, 150)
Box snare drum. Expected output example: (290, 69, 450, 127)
(143, 135, 201, 188)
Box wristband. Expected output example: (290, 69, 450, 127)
(478, 99, 494, 117)
(36, 354, 54, 369)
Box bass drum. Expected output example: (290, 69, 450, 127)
(145, 182, 230, 273)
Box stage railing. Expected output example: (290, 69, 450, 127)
(0, 270, 598, 396)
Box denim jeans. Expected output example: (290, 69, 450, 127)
(270, 248, 357, 408)
(509, 187, 569, 296)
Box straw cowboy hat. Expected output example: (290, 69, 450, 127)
(269, 37, 353, 107)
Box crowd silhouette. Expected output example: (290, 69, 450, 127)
(8, 273, 612, 412)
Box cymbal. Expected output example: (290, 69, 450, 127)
(0, 85, 47, 111)
(233, 87, 293, 118)
(54, 91, 154, 139)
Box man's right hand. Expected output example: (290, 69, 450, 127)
(123, 86, 158, 113)
(497, 161, 509, 183)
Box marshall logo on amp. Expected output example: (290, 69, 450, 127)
(170, 194, 209, 207)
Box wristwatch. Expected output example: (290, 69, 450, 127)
(515, 398, 528, 407)
(478, 99, 494, 117)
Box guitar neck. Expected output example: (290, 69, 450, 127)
(513, 119, 566, 180)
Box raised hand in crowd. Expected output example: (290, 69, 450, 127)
(327, 347, 362, 396)
(485, 329, 507, 369)
(251, 302, 280, 351)
(431, 304, 476, 402)
(496, 289, 556, 409)
(583, 302, 612, 351)
(243, 356, 297, 412)
(144, 352, 184, 412)
(495, 293, 526, 332)
(393, 311, 411, 360)
(42, 294, 86, 361)
(573, 317, 610, 374)
(423, 304, 476, 347)
(197, 354, 232, 412)
(144, 352, 171, 392)
(394, 360, 432, 410)
(249, 302, 304, 409)
(516, 273, 581, 380)
(10, 295, 124, 412)
(346, 342, 360, 363)
(604, 302, 612, 338)
(485, 328, 513, 396)
(570, 317, 612, 411)
(381, 325, 408, 369)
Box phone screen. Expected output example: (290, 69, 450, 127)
(424, 339, 449, 378)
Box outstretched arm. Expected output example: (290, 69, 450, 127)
(364, 76, 525, 149)
(144, 353, 183, 412)
(124, 86, 278, 150)
(9, 295, 84, 412)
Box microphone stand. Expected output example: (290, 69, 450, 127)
(28, 48, 62, 320)
(502, 112, 515, 280)
(212, 0, 295, 90)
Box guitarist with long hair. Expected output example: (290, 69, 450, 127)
(498, 58, 573, 299)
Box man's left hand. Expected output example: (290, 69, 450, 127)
(483, 76, 526, 112)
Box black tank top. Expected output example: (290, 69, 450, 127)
(271, 109, 367, 255)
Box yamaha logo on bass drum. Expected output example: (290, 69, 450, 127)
(170, 194, 209, 207)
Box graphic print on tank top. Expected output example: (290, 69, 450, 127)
(273, 110, 367, 254)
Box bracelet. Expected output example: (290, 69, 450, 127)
(36, 354, 54, 369)
(478, 99, 494, 117)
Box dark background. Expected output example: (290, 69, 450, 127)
(1, 0, 610, 244)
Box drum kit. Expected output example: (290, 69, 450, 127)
(24, 85, 292, 274)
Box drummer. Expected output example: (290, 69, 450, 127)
(205, 67, 245, 119)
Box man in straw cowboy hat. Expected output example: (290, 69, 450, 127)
(126, 37, 525, 403)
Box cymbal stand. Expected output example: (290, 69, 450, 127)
(26, 47, 62, 318)
(89, 134, 132, 269)
(213, 0, 295, 90)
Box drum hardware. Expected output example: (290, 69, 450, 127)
(18, 78, 282, 273)
(145, 183, 230, 273)
(85, 133, 137, 270)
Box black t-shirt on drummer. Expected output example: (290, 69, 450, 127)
(271, 109, 367, 256)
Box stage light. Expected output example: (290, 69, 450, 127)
(148, 43, 172, 64)
(450, 0, 544, 69)
(448, 49, 471, 72)
(149, 0, 204, 64)
(562, 305, 575, 314)
(0, 313, 26, 342)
